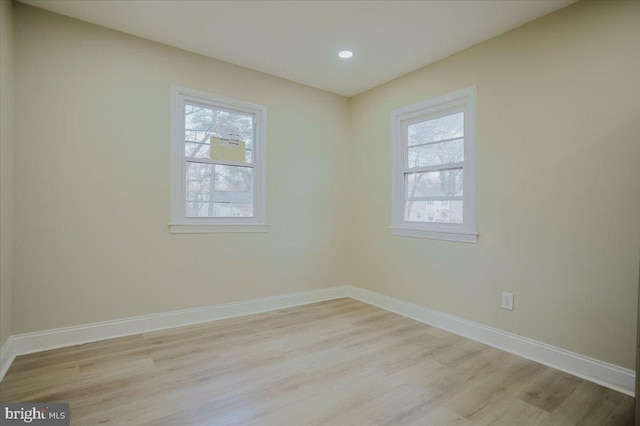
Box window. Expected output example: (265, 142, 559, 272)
(390, 87, 477, 243)
(170, 86, 268, 233)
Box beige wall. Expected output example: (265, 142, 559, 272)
(348, 0, 640, 369)
(7, 0, 640, 372)
(12, 4, 350, 333)
(0, 0, 15, 348)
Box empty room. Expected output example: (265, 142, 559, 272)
(0, 0, 639, 424)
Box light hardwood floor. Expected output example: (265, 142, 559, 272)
(0, 299, 635, 425)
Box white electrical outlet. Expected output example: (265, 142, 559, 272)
(501, 291, 514, 310)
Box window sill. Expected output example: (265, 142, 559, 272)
(389, 226, 477, 243)
(169, 223, 269, 234)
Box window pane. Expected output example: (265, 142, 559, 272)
(408, 112, 463, 146)
(405, 200, 463, 223)
(406, 169, 463, 198)
(185, 162, 253, 217)
(185, 102, 254, 164)
(186, 202, 255, 218)
(407, 138, 463, 168)
(185, 141, 210, 159)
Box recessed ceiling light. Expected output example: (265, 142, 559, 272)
(338, 50, 354, 59)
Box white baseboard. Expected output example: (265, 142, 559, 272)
(0, 335, 15, 382)
(347, 286, 635, 396)
(1, 285, 635, 397)
(0, 286, 349, 381)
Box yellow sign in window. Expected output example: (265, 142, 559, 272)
(210, 137, 246, 163)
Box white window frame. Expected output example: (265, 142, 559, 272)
(169, 85, 268, 234)
(390, 86, 477, 243)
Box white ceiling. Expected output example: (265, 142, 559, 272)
(21, 0, 576, 97)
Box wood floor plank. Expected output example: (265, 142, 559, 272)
(0, 299, 634, 425)
(543, 381, 626, 425)
(604, 397, 636, 426)
(517, 368, 583, 412)
(473, 398, 549, 426)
